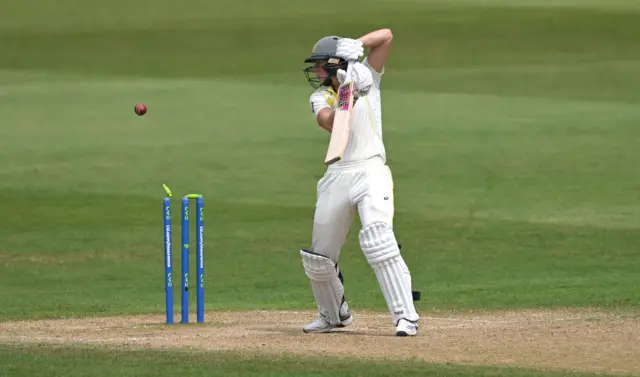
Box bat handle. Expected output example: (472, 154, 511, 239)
(344, 60, 355, 82)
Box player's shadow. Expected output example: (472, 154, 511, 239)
(249, 326, 393, 337)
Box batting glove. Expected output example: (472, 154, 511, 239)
(337, 62, 373, 96)
(335, 38, 364, 61)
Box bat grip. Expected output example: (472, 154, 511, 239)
(344, 60, 355, 82)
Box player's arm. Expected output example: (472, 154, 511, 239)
(310, 91, 337, 133)
(316, 108, 335, 133)
(357, 28, 393, 73)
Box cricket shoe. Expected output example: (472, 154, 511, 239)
(395, 318, 418, 337)
(303, 303, 353, 333)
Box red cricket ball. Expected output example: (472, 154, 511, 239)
(134, 103, 147, 116)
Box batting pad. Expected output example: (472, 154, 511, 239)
(359, 222, 419, 323)
(300, 249, 344, 326)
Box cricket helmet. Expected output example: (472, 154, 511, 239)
(303, 36, 346, 89)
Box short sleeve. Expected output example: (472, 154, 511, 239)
(309, 89, 336, 119)
(362, 57, 383, 89)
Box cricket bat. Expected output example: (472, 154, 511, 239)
(324, 60, 355, 165)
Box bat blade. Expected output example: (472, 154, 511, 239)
(324, 61, 355, 165)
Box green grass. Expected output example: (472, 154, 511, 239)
(0, 345, 627, 377)
(0, 0, 639, 374)
(1, 76, 638, 320)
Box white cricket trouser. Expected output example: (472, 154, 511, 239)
(310, 155, 419, 325)
(312, 156, 394, 262)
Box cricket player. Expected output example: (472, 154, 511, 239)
(299, 29, 420, 336)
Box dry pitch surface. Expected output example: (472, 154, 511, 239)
(1, 309, 638, 375)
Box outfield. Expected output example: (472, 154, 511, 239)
(1, 0, 639, 376)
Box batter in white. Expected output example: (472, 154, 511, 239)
(300, 29, 420, 337)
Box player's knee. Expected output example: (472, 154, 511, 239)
(358, 222, 400, 266)
(300, 249, 339, 281)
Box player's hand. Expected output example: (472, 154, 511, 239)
(337, 62, 373, 96)
(336, 38, 364, 61)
